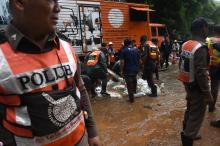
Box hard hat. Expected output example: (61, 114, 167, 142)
(109, 42, 113, 45)
(174, 40, 177, 43)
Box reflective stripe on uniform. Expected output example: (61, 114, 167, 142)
(0, 47, 24, 94)
(0, 95, 20, 105)
(86, 50, 101, 66)
(0, 41, 78, 95)
(6, 106, 31, 126)
(189, 43, 202, 82)
(14, 112, 85, 146)
(0, 48, 13, 80)
(177, 40, 202, 83)
(0, 40, 85, 144)
(60, 40, 80, 99)
(60, 40, 76, 77)
(3, 120, 33, 137)
(208, 37, 220, 66)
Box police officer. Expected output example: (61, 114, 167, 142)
(100, 42, 108, 64)
(152, 38, 160, 80)
(139, 35, 157, 97)
(172, 40, 180, 64)
(160, 35, 171, 69)
(0, 0, 101, 146)
(107, 42, 115, 69)
(177, 18, 213, 146)
(85, 47, 110, 97)
(208, 24, 220, 127)
(207, 24, 220, 112)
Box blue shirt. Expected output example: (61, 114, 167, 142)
(120, 47, 140, 75)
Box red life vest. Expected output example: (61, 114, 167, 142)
(0, 39, 85, 146)
(177, 40, 206, 83)
(86, 50, 101, 66)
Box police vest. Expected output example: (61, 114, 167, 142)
(86, 50, 101, 66)
(147, 41, 158, 60)
(207, 37, 220, 66)
(0, 39, 85, 146)
(177, 40, 205, 83)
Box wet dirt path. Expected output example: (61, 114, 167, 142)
(91, 65, 220, 146)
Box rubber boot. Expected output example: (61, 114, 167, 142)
(210, 119, 220, 128)
(149, 86, 157, 97)
(181, 132, 193, 146)
(182, 121, 201, 140)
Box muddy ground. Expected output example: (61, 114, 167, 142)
(91, 64, 220, 146)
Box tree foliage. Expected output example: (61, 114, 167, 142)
(126, 0, 220, 39)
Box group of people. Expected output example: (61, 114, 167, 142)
(0, 0, 219, 146)
(82, 35, 164, 103)
(82, 17, 220, 146)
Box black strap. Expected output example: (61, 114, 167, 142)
(55, 50, 71, 87)
(55, 50, 79, 93)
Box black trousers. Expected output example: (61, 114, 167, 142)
(210, 79, 219, 109)
(125, 75, 137, 101)
(154, 64, 159, 80)
(143, 69, 157, 95)
(89, 69, 108, 95)
(183, 85, 206, 139)
(161, 53, 169, 68)
(81, 74, 92, 94)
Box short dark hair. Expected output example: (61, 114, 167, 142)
(101, 42, 107, 47)
(140, 35, 147, 43)
(124, 39, 132, 47)
(191, 17, 208, 34)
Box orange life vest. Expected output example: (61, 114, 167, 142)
(177, 40, 205, 83)
(86, 50, 101, 66)
(147, 41, 159, 60)
(0, 39, 85, 146)
(207, 37, 220, 66)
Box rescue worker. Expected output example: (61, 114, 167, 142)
(160, 35, 171, 69)
(208, 24, 220, 127)
(107, 42, 115, 69)
(0, 0, 101, 146)
(172, 40, 180, 64)
(100, 42, 108, 64)
(177, 17, 213, 146)
(139, 35, 158, 97)
(85, 47, 110, 97)
(206, 24, 220, 112)
(152, 38, 160, 80)
(120, 39, 140, 103)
